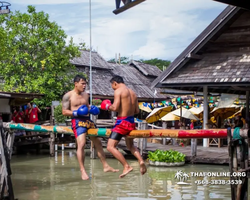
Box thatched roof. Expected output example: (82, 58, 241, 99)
(70, 50, 111, 69)
(129, 60, 162, 77)
(110, 63, 166, 99)
(73, 51, 167, 101)
(76, 64, 167, 101)
(151, 6, 250, 95)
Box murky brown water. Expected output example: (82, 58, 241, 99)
(11, 150, 246, 200)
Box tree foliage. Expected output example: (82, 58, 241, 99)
(140, 58, 171, 71)
(0, 6, 84, 107)
(54, 103, 68, 124)
(108, 56, 130, 64)
(107, 56, 171, 71)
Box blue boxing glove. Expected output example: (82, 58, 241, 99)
(89, 105, 100, 115)
(72, 105, 89, 117)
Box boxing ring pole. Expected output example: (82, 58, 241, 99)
(89, 0, 93, 104)
(3, 123, 249, 139)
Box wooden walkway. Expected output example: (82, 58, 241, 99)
(117, 141, 232, 165)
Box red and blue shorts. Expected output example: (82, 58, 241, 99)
(71, 117, 96, 138)
(110, 116, 136, 141)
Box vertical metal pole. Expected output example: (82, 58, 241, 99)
(89, 0, 93, 105)
(203, 86, 209, 147)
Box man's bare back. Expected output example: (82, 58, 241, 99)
(115, 85, 138, 117)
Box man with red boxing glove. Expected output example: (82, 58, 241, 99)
(100, 75, 147, 178)
(62, 75, 118, 180)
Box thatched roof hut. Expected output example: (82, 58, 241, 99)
(71, 50, 167, 101)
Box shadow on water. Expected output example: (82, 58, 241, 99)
(10, 150, 248, 200)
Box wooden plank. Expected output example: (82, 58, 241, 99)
(113, 0, 146, 15)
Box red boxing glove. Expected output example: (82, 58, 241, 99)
(101, 100, 112, 110)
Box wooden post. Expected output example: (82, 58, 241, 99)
(203, 86, 209, 147)
(6, 130, 15, 160)
(90, 114, 97, 159)
(49, 132, 55, 157)
(0, 117, 15, 200)
(246, 91, 249, 128)
(51, 103, 57, 152)
(162, 121, 167, 145)
(228, 128, 236, 200)
(139, 122, 147, 155)
(239, 139, 248, 200)
(191, 138, 197, 158)
(137, 122, 142, 149)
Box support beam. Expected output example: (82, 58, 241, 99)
(213, 0, 250, 10)
(187, 53, 203, 60)
(113, 0, 146, 15)
(203, 86, 209, 147)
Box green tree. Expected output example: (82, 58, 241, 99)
(140, 58, 171, 71)
(108, 56, 129, 64)
(0, 6, 84, 107)
(0, 28, 7, 61)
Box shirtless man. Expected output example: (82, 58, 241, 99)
(100, 75, 147, 178)
(62, 75, 118, 180)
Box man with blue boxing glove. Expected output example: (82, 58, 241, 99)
(62, 75, 118, 180)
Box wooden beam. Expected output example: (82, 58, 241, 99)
(232, 86, 250, 91)
(213, 0, 250, 10)
(187, 53, 203, 60)
(113, 0, 146, 15)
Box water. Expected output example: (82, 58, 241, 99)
(11, 151, 245, 200)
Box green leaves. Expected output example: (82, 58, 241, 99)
(0, 6, 83, 107)
(148, 149, 186, 163)
(140, 58, 171, 71)
(54, 103, 68, 124)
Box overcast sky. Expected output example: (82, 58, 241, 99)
(7, 0, 227, 61)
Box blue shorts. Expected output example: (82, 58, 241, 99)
(71, 117, 96, 138)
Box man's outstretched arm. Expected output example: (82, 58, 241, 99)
(62, 93, 73, 116)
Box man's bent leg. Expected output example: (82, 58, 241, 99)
(89, 136, 119, 173)
(76, 133, 89, 180)
(125, 137, 147, 175)
(107, 132, 133, 178)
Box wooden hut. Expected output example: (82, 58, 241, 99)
(151, 6, 250, 95)
(151, 5, 250, 147)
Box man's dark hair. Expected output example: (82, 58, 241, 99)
(110, 75, 124, 84)
(74, 75, 86, 83)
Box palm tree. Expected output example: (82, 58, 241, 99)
(175, 170, 183, 181)
(182, 173, 190, 182)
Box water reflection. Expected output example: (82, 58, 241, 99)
(11, 151, 245, 200)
